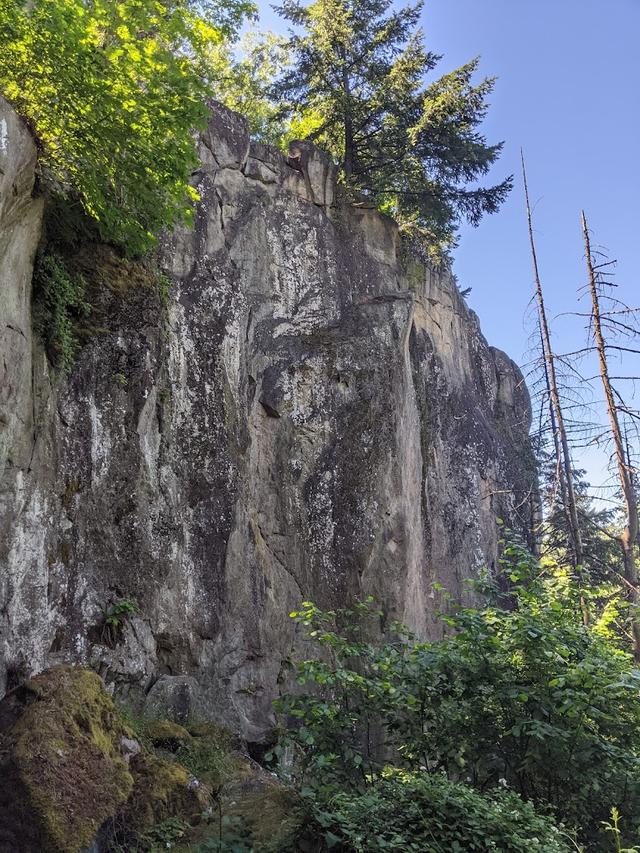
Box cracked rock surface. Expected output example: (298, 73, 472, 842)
(0, 99, 536, 740)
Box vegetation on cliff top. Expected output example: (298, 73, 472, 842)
(0, 0, 508, 260)
(0, 0, 512, 371)
(0, 0, 253, 254)
(272, 0, 512, 255)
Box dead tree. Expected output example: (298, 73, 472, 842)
(522, 154, 584, 569)
(581, 211, 640, 656)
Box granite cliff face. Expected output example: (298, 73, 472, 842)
(0, 98, 535, 740)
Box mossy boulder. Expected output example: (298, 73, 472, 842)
(0, 666, 134, 853)
(144, 719, 192, 751)
(116, 751, 209, 841)
(0, 665, 301, 852)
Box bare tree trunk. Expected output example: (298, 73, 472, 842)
(522, 154, 584, 569)
(582, 211, 640, 657)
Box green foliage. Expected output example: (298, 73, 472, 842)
(33, 253, 91, 372)
(603, 808, 640, 853)
(100, 597, 139, 647)
(273, 0, 511, 255)
(195, 815, 254, 852)
(105, 597, 139, 627)
(207, 30, 291, 143)
(541, 463, 625, 583)
(156, 271, 173, 306)
(173, 727, 233, 790)
(273, 541, 640, 850)
(122, 815, 191, 852)
(312, 770, 570, 852)
(0, 0, 253, 254)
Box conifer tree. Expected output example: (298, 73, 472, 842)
(273, 0, 511, 253)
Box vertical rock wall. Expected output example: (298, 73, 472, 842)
(0, 99, 535, 739)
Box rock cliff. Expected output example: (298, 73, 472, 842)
(0, 98, 535, 740)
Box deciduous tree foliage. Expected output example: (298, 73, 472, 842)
(0, 0, 253, 253)
(207, 30, 291, 143)
(273, 0, 512, 254)
(274, 541, 640, 850)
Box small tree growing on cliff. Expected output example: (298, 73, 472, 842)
(273, 0, 512, 255)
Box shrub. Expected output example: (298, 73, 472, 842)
(273, 540, 640, 849)
(33, 253, 91, 372)
(312, 770, 570, 852)
(0, 0, 253, 254)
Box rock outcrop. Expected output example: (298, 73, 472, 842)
(0, 666, 135, 852)
(0, 98, 535, 741)
(0, 665, 214, 853)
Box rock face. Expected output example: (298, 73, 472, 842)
(0, 99, 536, 740)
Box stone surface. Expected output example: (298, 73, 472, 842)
(0, 98, 44, 483)
(0, 98, 536, 741)
(0, 665, 211, 853)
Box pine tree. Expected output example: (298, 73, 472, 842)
(273, 0, 511, 254)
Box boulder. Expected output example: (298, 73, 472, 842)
(115, 751, 208, 843)
(0, 666, 134, 853)
(0, 666, 213, 853)
(144, 675, 203, 724)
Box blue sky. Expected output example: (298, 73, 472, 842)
(255, 0, 640, 493)
(418, 0, 640, 495)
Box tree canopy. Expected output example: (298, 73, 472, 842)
(0, 0, 254, 254)
(273, 0, 511, 255)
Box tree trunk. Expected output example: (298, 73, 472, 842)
(582, 211, 640, 657)
(522, 154, 584, 570)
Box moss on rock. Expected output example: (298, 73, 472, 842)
(116, 751, 209, 842)
(173, 722, 238, 790)
(0, 666, 134, 853)
(0, 668, 303, 853)
(144, 719, 192, 751)
(175, 755, 308, 853)
(221, 765, 307, 852)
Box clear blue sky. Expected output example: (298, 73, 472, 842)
(422, 0, 639, 362)
(254, 0, 640, 492)
(417, 0, 640, 496)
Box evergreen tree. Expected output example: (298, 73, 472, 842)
(273, 0, 511, 254)
(540, 460, 622, 583)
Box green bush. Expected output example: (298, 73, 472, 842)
(273, 539, 640, 850)
(312, 770, 570, 852)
